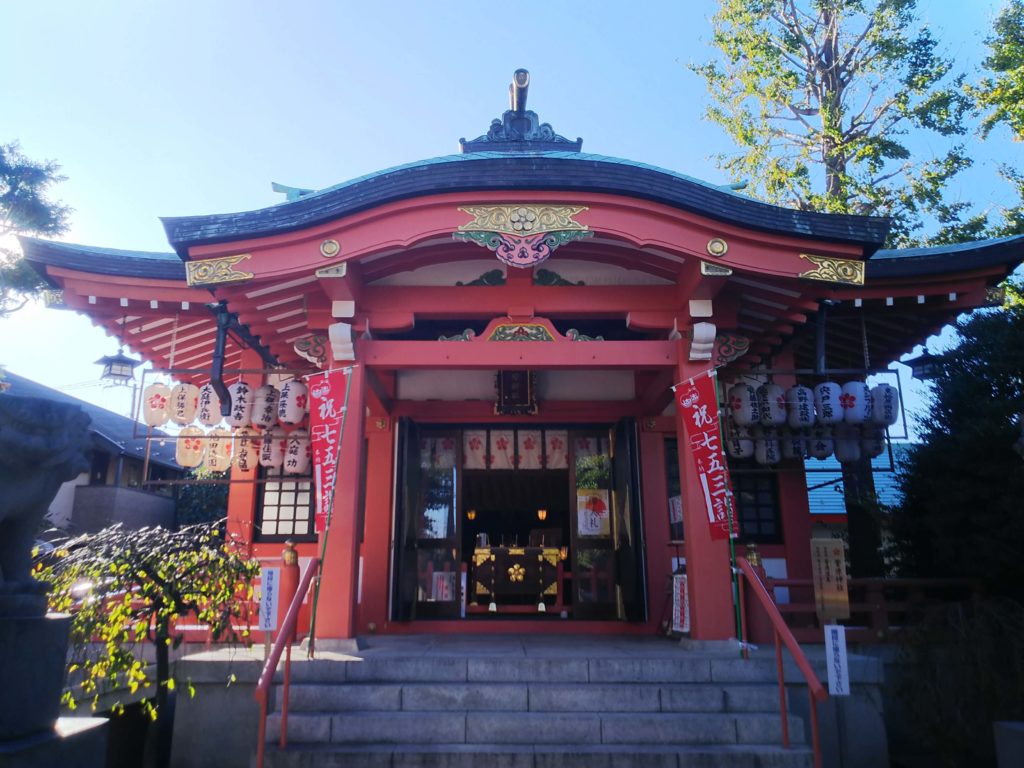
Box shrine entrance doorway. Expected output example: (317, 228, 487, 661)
(390, 419, 647, 623)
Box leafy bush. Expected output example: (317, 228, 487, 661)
(35, 522, 259, 719)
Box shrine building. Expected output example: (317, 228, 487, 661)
(21, 70, 1024, 641)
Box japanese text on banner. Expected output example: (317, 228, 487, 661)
(676, 373, 738, 540)
(308, 370, 349, 533)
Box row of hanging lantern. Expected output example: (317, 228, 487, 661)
(725, 381, 899, 465)
(174, 424, 312, 473)
(141, 379, 309, 430)
(140, 378, 311, 471)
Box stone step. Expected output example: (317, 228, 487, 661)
(282, 682, 782, 714)
(260, 742, 814, 768)
(266, 711, 805, 747)
(279, 655, 822, 685)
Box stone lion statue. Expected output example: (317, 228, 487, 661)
(0, 395, 91, 590)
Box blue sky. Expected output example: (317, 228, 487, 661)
(1, 0, 1016, 425)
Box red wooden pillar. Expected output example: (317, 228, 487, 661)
(225, 348, 266, 553)
(356, 416, 394, 633)
(675, 353, 735, 640)
(313, 362, 367, 639)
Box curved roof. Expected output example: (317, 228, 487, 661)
(20, 237, 183, 281)
(161, 151, 892, 257)
(868, 234, 1024, 278)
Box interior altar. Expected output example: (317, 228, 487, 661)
(470, 545, 565, 614)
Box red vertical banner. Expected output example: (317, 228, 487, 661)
(676, 371, 739, 540)
(307, 369, 350, 533)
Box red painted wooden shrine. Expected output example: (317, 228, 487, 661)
(22, 71, 1023, 641)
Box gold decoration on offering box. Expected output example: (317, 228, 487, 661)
(472, 546, 561, 598)
(185, 253, 255, 286)
(797, 254, 865, 285)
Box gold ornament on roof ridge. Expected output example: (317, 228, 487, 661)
(457, 205, 588, 235)
(185, 254, 254, 286)
(798, 254, 865, 285)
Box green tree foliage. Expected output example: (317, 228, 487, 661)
(35, 523, 258, 720)
(0, 141, 71, 316)
(970, 0, 1024, 236)
(891, 288, 1024, 595)
(175, 469, 229, 527)
(692, 0, 980, 245)
(973, 0, 1024, 142)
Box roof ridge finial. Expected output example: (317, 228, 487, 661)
(459, 69, 582, 154)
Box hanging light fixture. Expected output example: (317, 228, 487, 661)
(466, 509, 477, 521)
(537, 508, 548, 521)
(96, 349, 140, 385)
(96, 314, 141, 385)
(904, 348, 944, 381)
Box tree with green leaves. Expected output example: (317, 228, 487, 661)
(36, 522, 258, 761)
(692, 0, 981, 245)
(891, 288, 1024, 594)
(969, 0, 1024, 236)
(0, 141, 71, 316)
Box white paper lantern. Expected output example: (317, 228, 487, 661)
(781, 430, 807, 460)
(259, 426, 286, 468)
(226, 382, 255, 428)
(813, 382, 843, 425)
(233, 427, 260, 472)
(176, 426, 206, 468)
(728, 384, 760, 427)
(834, 424, 861, 463)
(807, 425, 834, 460)
(725, 426, 754, 459)
(169, 383, 200, 426)
(871, 383, 900, 426)
(757, 384, 787, 427)
(283, 429, 311, 475)
(786, 386, 815, 429)
(203, 428, 233, 472)
(197, 383, 222, 427)
(277, 380, 309, 426)
(840, 381, 871, 424)
(862, 427, 886, 459)
(754, 427, 781, 466)
(142, 383, 171, 427)
(252, 385, 280, 430)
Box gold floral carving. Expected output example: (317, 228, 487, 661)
(798, 254, 865, 285)
(457, 205, 588, 235)
(185, 254, 254, 286)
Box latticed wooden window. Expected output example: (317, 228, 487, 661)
(731, 465, 782, 544)
(255, 467, 315, 541)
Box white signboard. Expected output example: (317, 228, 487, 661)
(824, 624, 850, 696)
(258, 567, 280, 632)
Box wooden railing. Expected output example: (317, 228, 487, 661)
(737, 557, 827, 768)
(760, 576, 977, 643)
(253, 557, 320, 768)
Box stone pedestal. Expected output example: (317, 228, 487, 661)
(0, 717, 108, 768)
(0, 613, 71, 741)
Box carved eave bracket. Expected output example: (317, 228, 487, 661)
(294, 334, 328, 368)
(689, 321, 717, 361)
(453, 204, 593, 269)
(798, 254, 865, 285)
(185, 254, 254, 286)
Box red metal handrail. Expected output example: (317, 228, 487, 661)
(738, 557, 827, 768)
(253, 557, 319, 768)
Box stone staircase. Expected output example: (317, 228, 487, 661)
(258, 636, 812, 768)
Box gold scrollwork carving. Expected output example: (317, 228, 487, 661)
(185, 254, 254, 286)
(458, 205, 588, 235)
(798, 254, 865, 285)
